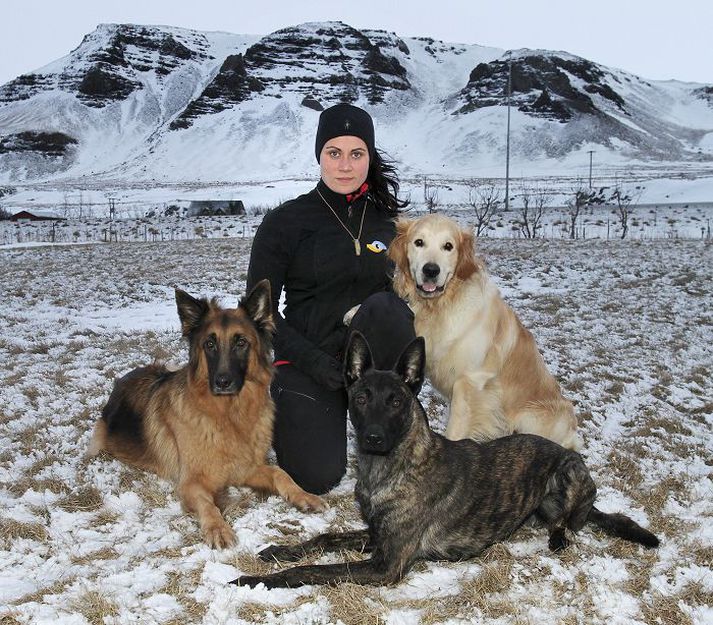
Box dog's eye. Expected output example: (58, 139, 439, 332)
(392, 398, 401, 408)
(355, 394, 367, 405)
(204, 339, 216, 351)
(414, 238, 424, 247)
(443, 242, 453, 251)
(234, 336, 248, 348)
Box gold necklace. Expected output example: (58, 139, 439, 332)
(316, 188, 368, 256)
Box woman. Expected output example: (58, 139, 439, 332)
(246, 103, 414, 495)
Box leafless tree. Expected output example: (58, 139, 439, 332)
(565, 183, 605, 239)
(610, 181, 644, 239)
(466, 179, 501, 236)
(516, 185, 551, 239)
(423, 177, 439, 213)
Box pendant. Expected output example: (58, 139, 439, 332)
(354, 239, 361, 256)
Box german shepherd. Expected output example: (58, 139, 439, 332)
(88, 280, 325, 548)
(233, 332, 658, 587)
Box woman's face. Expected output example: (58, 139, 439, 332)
(319, 135, 370, 195)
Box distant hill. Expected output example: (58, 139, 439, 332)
(1, 21, 712, 185)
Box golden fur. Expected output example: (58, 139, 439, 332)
(88, 281, 324, 548)
(388, 214, 580, 449)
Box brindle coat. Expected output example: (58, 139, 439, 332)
(88, 280, 324, 548)
(233, 332, 658, 587)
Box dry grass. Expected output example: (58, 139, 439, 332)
(70, 589, 120, 625)
(640, 592, 694, 625)
(321, 583, 385, 625)
(57, 485, 104, 512)
(92, 509, 121, 527)
(70, 546, 120, 565)
(5, 475, 70, 497)
(0, 517, 48, 546)
(237, 595, 317, 624)
(160, 569, 207, 624)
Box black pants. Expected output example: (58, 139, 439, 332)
(271, 292, 416, 494)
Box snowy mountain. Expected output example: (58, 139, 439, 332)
(0, 21, 712, 185)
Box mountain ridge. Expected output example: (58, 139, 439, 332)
(0, 21, 711, 185)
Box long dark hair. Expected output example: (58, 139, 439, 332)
(368, 149, 409, 216)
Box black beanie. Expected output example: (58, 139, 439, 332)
(315, 103, 375, 163)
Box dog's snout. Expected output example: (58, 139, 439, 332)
(422, 263, 440, 280)
(215, 374, 232, 390)
(361, 425, 388, 453)
(366, 432, 384, 447)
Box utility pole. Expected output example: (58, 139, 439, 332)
(587, 150, 595, 189)
(505, 51, 512, 211)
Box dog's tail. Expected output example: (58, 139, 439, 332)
(587, 507, 659, 548)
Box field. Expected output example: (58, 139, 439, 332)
(0, 229, 712, 624)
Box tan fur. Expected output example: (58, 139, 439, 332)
(88, 288, 324, 548)
(388, 214, 580, 449)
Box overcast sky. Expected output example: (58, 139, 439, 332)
(2, 0, 712, 86)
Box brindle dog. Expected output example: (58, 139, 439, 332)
(233, 332, 658, 587)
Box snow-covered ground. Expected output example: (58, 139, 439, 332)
(1, 224, 712, 624)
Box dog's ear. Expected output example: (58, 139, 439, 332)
(175, 289, 209, 337)
(395, 336, 425, 395)
(344, 330, 374, 387)
(455, 226, 479, 281)
(387, 219, 411, 273)
(388, 219, 413, 295)
(241, 279, 275, 334)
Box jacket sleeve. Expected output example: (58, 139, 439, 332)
(246, 209, 329, 374)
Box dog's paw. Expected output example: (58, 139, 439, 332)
(548, 528, 570, 552)
(202, 521, 237, 549)
(229, 575, 264, 588)
(292, 491, 327, 513)
(230, 574, 292, 589)
(258, 543, 305, 562)
(343, 304, 361, 326)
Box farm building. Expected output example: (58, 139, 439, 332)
(11, 209, 65, 221)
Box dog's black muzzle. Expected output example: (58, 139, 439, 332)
(211, 372, 243, 395)
(359, 424, 390, 454)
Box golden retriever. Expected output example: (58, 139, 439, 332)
(388, 214, 580, 449)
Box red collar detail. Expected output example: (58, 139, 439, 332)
(346, 183, 369, 204)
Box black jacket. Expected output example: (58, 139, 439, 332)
(247, 180, 396, 375)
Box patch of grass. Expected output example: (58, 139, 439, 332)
(0, 517, 48, 546)
(57, 485, 103, 512)
(160, 569, 207, 624)
(70, 546, 120, 565)
(12, 577, 78, 606)
(632, 416, 694, 439)
(15, 424, 42, 454)
(137, 478, 170, 509)
(640, 591, 693, 625)
(5, 474, 70, 497)
(27, 453, 60, 476)
(118, 466, 145, 490)
(231, 552, 288, 577)
(606, 449, 644, 491)
(322, 583, 384, 625)
(237, 596, 317, 624)
(70, 589, 120, 625)
(92, 509, 121, 526)
(692, 545, 713, 567)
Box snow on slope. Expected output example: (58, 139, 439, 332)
(1, 21, 712, 189)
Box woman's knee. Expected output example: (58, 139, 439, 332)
(350, 292, 416, 369)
